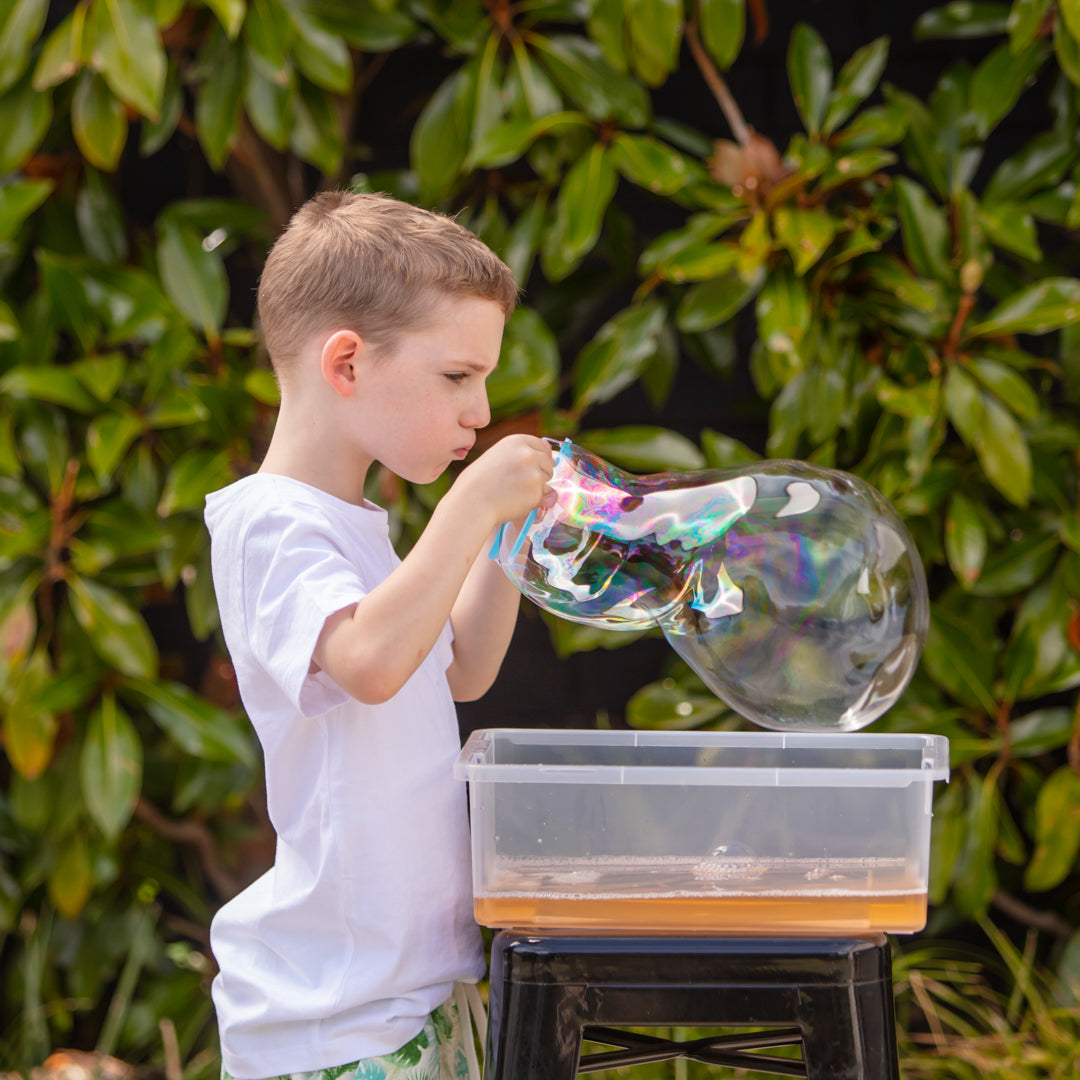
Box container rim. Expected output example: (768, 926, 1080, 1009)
(453, 727, 951, 786)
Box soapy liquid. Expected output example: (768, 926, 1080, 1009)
(475, 855, 926, 934)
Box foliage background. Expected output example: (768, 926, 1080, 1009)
(1, 0, 1079, 1074)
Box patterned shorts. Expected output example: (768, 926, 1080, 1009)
(222, 993, 476, 1080)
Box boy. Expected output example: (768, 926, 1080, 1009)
(203, 191, 555, 1080)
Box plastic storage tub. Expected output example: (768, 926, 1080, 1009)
(455, 729, 949, 935)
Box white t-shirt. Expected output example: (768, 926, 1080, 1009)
(204, 474, 484, 1080)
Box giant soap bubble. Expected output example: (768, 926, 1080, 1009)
(490, 439, 928, 732)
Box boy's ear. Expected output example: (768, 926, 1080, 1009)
(320, 330, 366, 397)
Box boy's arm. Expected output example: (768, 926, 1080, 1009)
(444, 535, 523, 701)
(312, 435, 552, 705)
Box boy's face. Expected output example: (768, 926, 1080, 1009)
(352, 295, 505, 484)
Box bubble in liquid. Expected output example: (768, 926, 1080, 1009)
(491, 439, 929, 732)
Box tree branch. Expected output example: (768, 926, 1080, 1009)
(684, 19, 751, 146)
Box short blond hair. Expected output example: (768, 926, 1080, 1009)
(257, 191, 519, 375)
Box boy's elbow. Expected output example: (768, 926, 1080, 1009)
(447, 664, 495, 703)
(331, 644, 409, 705)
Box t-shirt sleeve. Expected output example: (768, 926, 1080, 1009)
(242, 506, 368, 718)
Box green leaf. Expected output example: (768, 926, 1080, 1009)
(967, 277, 1080, 337)
(0, 70, 51, 173)
(33, 9, 80, 90)
(1063, 0, 1080, 41)
(787, 23, 832, 136)
(586, 0, 626, 72)
(968, 530, 1059, 597)
(195, 29, 243, 170)
(2, 650, 57, 779)
(755, 265, 811, 356)
(288, 6, 351, 94)
(624, 0, 682, 87)
(541, 141, 617, 281)
(532, 35, 650, 128)
(884, 86, 950, 198)
(244, 368, 280, 406)
(72, 71, 127, 171)
(676, 268, 764, 332)
(205, 0, 246, 37)
(832, 101, 907, 150)
(626, 677, 727, 729)
(246, 0, 294, 70)
(772, 206, 835, 274)
(0, 366, 100, 412)
(894, 177, 953, 284)
(157, 222, 228, 341)
(945, 491, 987, 587)
(80, 691, 142, 840)
(952, 770, 1000, 917)
(68, 577, 159, 679)
(0, 0, 49, 96)
(501, 191, 546, 286)
(653, 242, 739, 283)
(75, 169, 127, 264)
(979, 201, 1041, 260)
(914, 2, 1010, 39)
(969, 41, 1047, 139)
(466, 111, 587, 170)
(699, 0, 745, 71)
(94, 0, 166, 118)
(0, 179, 53, 243)
(822, 36, 889, 135)
(575, 426, 706, 472)
(924, 608, 997, 713)
(968, 356, 1039, 419)
(944, 366, 1032, 506)
(983, 130, 1075, 205)
(411, 71, 468, 203)
(487, 307, 558, 415)
(48, 834, 93, 919)
(242, 50, 293, 149)
(293, 0, 417, 51)
(121, 677, 256, 765)
(141, 58, 182, 155)
(573, 300, 667, 411)
(87, 410, 145, 482)
(157, 448, 234, 516)
(608, 132, 699, 195)
(289, 77, 344, 174)
(1025, 766, 1080, 891)
(1008, 0, 1052, 52)
(1055, 12, 1080, 86)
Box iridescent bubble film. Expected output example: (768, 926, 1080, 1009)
(491, 439, 928, 732)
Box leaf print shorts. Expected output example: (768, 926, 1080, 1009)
(223, 992, 478, 1080)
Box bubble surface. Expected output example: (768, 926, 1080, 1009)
(491, 439, 928, 731)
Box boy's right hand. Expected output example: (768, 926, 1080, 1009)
(450, 434, 556, 533)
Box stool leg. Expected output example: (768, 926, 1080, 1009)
(798, 980, 900, 1080)
(484, 979, 585, 1080)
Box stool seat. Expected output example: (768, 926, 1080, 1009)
(485, 931, 900, 1080)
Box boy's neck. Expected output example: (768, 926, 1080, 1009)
(259, 399, 373, 507)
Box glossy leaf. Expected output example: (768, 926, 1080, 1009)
(411, 72, 468, 203)
(157, 449, 234, 517)
(914, 2, 1010, 39)
(952, 769, 1000, 917)
(1008, 0, 1052, 52)
(487, 307, 558, 415)
(968, 530, 1059, 597)
(894, 177, 953, 284)
(205, 0, 246, 37)
(625, 0, 682, 86)
(72, 71, 127, 172)
(0, 367, 99, 413)
(466, 111, 587, 170)
(157, 222, 228, 341)
(699, 0, 745, 71)
(87, 410, 145, 483)
(1025, 766, 1080, 891)
(822, 36, 889, 136)
(68, 577, 159, 679)
(532, 35, 650, 128)
(94, 0, 166, 118)
(676, 268, 764, 332)
(1055, 12, 1080, 86)
(81, 692, 142, 840)
(969, 41, 1047, 139)
(0, 0, 48, 96)
(75, 169, 127, 264)
(967, 277, 1080, 337)
(575, 426, 706, 471)
(924, 608, 997, 713)
(756, 266, 811, 356)
(968, 356, 1040, 420)
(246, 0, 294, 70)
(609, 133, 699, 195)
(979, 201, 1041, 261)
(573, 300, 667, 411)
(772, 206, 835, 274)
(0, 178, 52, 244)
(48, 834, 93, 919)
(626, 677, 727, 729)
(945, 491, 987, 587)
(541, 142, 617, 281)
(787, 23, 832, 136)
(195, 30, 243, 170)
(122, 677, 256, 765)
(982, 130, 1075, 205)
(289, 77, 344, 174)
(2, 650, 58, 780)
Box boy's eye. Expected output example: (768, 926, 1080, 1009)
(444, 372, 469, 383)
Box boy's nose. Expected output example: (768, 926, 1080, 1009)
(462, 393, 490, 429)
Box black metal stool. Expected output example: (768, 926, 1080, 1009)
(484, 932, 900, 1079)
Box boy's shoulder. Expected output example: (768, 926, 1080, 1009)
(204, 474, 385, 546)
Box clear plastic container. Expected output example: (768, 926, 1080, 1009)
(454, 729, 950, 935)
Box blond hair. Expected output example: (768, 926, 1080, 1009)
(257, 191, 518, 376)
